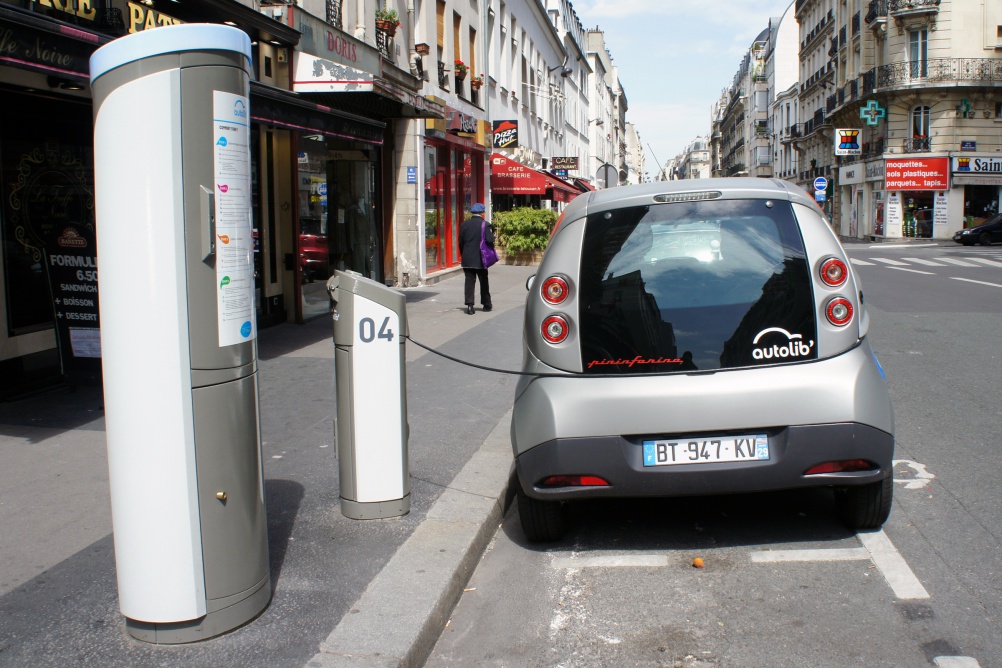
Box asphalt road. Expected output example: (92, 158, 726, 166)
(426, 241, 1002, 668)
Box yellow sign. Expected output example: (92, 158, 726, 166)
(127, 2, 184, 33)
(29, 0, 96, 21)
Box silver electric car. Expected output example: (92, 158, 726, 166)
(512, 178, 894, 542)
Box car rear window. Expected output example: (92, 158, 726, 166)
(578, 198, 816, 374)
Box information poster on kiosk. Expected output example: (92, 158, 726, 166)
(213, 91, 256, 346)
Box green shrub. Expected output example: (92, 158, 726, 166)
(492, 207, 558, 253)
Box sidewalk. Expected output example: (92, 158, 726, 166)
(0, 263, 535, 667)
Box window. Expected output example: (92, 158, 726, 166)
(578, 199, 815, 373)
(908, 29, 928, 79)
(911, 105, 930, 137)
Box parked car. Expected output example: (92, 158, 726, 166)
(299, 217, 329, 282)
(512, 178, 895, 542)
(954, 212, 1002, 246)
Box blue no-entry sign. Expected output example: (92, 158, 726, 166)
(814, 177, 828, 191)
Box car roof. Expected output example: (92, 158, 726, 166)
(561, 178, 818, 222)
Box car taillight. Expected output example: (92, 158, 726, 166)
(541, 275, 569, 304)
(820, 257, 848, 287)
(541, 315, 569, 344)
(825, 297, 853, 327)
(539, 475, 610, 488)
(804, 460, 876, 475)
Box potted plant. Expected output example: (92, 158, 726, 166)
(375, 7, 399, 36)
(493, 207, 558, 264)
(471, 74, 484, 89)
(454, 59, 468, 80)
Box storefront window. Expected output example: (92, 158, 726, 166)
(1, 92, 93, 336)
(422, 138, 484, 274)
(963, 185, 999, 227)
(298, 135, 330, 320)
(425, 145, 446, 271)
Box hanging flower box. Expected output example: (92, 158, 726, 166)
(375, 8, 399, 36)
(471, 74, 484, 89)
(454, 60, 468, 80)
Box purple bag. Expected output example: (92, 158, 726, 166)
(480, 220, 499, 268)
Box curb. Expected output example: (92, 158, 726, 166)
(305, 410, 515, 668)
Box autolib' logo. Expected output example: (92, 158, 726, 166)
(752, 327, 814, 360)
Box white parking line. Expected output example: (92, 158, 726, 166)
(857, 530, 930, 600)
(902, 257, 947, 266)
(850, 258, 876, 266)
(750, 548, 869, 563)
(938, 257, 980, 267)
(966, 257, 1002, 268)
(551, 554, 668, 569)
(888, 266, 935, 275)
(933, 657, 982, 668)
(870, 257, 910, 266)
(950, 277, 1002, 289)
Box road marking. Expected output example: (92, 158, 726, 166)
(893, 459, 935, 490)
(850, 258, 876, 266)
(857, 530, 930, 600)
(934, 658, 982, 668)
(750, 548, 869, 563)
(551, 554, 667, 569)
(889, 266, 935, 275)
(938, 257, 980, 267)
(950, 277, 1002, 289)
(902, 257, 947, 266)
(870, 257, 910, 266)
(966, 257, 1002, 268)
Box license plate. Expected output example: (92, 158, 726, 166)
(642, 434, 769, 467)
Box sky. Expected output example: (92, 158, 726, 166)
(570, 0, 797, 179)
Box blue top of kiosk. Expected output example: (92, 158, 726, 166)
(90, 24, 253, 82)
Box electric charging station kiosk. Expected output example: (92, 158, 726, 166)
(90, 25, 270, 644)
(327, 271, 410, 519)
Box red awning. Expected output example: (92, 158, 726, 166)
(490, 153, 578, 201)
(574, 178, 596, 192)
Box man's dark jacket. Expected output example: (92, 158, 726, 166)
(458, 214, 494, 269)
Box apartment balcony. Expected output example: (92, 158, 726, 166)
(860, 139, 885, 160)
(783, 124, 803, 144)
(904, 137, 931, 153)
(865, 0, 887, 26)
(862, 67, 877, 93)
(826, 93, 837, 114)
(889, 0, 940, 20)
(877, 58, 1002, 90)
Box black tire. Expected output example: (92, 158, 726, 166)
(835, 476, 893, 530)
(979, 232, 992, 246)
(516, 486, 568, 542)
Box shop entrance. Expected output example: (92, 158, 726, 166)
(963, 185, 999, 227)
(902, 192, 934, 238)
(327, 158, 379, 280)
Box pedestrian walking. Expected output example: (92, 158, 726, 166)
(458, 202, 494, 314)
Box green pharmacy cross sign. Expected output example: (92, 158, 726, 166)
(860, 100, 885, 126)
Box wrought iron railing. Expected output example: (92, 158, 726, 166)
(860, 139, 885, 160)
(438, 61, 448, 88)
(325, 0, 343, 30)
(826, 93, 837, 113)
(877, 58, 1002, 87)
(889, 0, 940, 14)
(813, 108, 826, 126)
(828, 37, 838, 58)
(862, 67, 876, 92)
(375, 31, 391, 58)
(904, 137, 931, 153)
(849, 79, 859, 101)
(865, 0, 887, 24)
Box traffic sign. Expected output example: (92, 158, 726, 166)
(814, 177, 828, 191)
(815, 191, 826, 202)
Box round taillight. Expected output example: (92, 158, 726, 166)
(826, 297, 854, 327)
(820, 257, 848, 287)
(541, 315, 569, 344)
(541, 276, 569, 304)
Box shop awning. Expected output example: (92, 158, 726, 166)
(250, 81, 385, 145)
(574, 178, 597, 192)
(490, 153, 578, 201)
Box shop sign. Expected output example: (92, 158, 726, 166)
(864, 160, 884, 182)
(407, 167, 416, 184)
(934, 192, 948, 231)
(834, 129, 861, 156)
(960, 141, 977, 152)
(126, 1, 183, 33)
(551, 156, 579, 170)
(492, 120, 518, 148)
(448, 110, 477, 135)
(839, 164, 863, 185)
(0, 21, 94, 78)
(886, 192, 903, 236)
(16, 0, 97, 22)
(953, 155, 1002, 174)
(293, 52, 373, 93)
(859, 100, 885, 126)
(885, 157, 949, 191)
(286, 7, 380, 73)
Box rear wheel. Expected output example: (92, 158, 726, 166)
(979, 232, 992, 246)
(516, 486, 568, 542)
(835, 476, 892, 529)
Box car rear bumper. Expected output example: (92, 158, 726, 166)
(516, 422, 894, 500)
